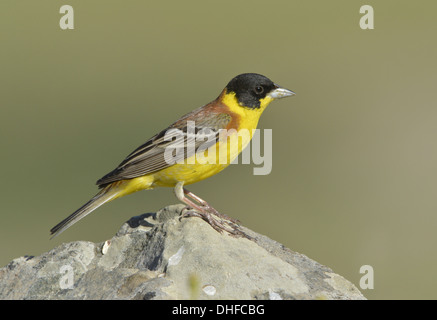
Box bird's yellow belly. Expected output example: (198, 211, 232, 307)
(153, 162, 228, 187)
(152, 130, 252, 187)
(123, 109, 260, 191)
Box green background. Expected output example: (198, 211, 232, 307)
(1, 1, 436, 300)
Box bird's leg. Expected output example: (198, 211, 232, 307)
(174, 182, 225, 233)
(174, 182, 247, 238)
(182, 188, 240, 224)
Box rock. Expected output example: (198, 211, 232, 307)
(0, 204, 365, 300)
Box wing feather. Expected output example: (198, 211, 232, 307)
(96, 107, 231, 187)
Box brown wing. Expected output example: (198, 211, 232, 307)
(96, 103, 232, 187)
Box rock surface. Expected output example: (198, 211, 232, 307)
(0, 205, 365, 300)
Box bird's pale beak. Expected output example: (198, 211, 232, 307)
(267, 85, 296, 99)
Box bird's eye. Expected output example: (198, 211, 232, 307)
(254, 86, 264, 95)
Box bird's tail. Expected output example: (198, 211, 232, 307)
(50, 185, 121, 239)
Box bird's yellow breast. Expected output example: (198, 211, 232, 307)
(152, 130, 250, 187)
(152, 93, 272, 187)
(126, 92, 273, 189)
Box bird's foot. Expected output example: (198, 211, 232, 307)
(180, 205, 251, 239)
(174, 182, 251, 239)
(182, 189, 241, 224)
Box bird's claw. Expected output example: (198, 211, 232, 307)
(179, 205, 250, 239)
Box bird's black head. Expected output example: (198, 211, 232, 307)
(225, 73, 277, 109)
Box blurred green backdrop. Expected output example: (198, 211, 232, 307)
(1, 1, 436, 299)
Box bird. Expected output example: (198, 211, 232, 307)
(50, 73, 295, 239)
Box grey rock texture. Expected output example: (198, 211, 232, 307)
(0, 204, 365, 300)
